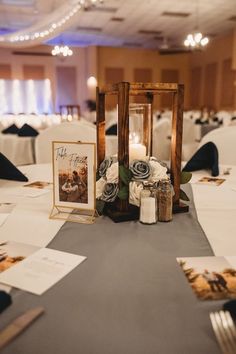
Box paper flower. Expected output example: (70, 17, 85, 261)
(106, 162, 118, 183)
(130, 160, 151, 180)
(149, 160, 168, 182)
(129, 181, 143, 207)
(96, 177, 106, 199)
(98, 157, 113, 177)
(101, 183, 119, 202)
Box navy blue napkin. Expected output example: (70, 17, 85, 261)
(0, 291, 12, 314)
(18, 124, 39, 137)
(0, 152, 28, 181)
(106, 124, 117, 136)
(183, 142, 219, 177)
(223, 300, 236, 320)
(1, 124, 19, 135)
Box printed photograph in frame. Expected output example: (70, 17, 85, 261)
(50, 141, 96, 223)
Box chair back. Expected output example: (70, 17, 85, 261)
(35, 122, 96, 163)
(199, 126, 236, 165)
(152, 118, 171, 160)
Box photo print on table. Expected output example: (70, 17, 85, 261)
(52, 141, 96, 211)
(177, 256, 236, 301)
(197, 176, 225, 186)
(0, 240, 39, 273)
(24, 181, 52, 189)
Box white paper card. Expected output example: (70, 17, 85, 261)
(0, 248, 86, 295)
(0, 203, 16, 226)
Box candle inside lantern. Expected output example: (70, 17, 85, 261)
(129, 134, 146, 162)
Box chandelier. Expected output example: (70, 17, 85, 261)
(184, 0, 209, 49)
(51, 45, 73, 57)
(184, 32, 209, 48)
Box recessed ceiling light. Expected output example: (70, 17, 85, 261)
(162, 11, 190, 17)
(111, 17, 124, 22)
(86, 6, 117, 13)
(139, 30, 162, 35)
(77, 26, 102, 32)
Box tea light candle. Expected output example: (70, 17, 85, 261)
(140, 197, 157, 224)
(129, 143, 146, 162)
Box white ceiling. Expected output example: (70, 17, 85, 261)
(0, 0, 236, 48)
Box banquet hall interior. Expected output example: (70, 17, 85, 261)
(0, 0, 236, 353)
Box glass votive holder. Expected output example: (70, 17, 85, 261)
(139, 183, 157, 225)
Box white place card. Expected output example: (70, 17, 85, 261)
(0, 248, 86, 295)
(0, 203, 16, 227)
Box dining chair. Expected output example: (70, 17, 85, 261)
(199, 126, 236, 165)
(152, 118, 171, 161)
(182, 117, 199, 161)
(35, 121, 96, 164)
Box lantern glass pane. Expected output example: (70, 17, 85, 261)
(129, 103, 151, 162)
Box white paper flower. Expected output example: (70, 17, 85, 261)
(149, 160, 168, 182)
(96, 177, 106, 199)
(129, 181, 143, 207)
(106, 162, 118, 183)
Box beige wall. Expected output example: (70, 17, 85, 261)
(0, 45, 97, 112)
(97, 46, 191, 109)
(1, 31, 236, 112)
(190, 31, 236, 110)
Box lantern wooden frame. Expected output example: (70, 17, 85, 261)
(96, 82, 188, 222)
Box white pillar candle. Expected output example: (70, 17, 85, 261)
(129, 143, 146, 162)
(140, 197, 157, 224)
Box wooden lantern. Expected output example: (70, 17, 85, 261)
(96, 82, 188, 222)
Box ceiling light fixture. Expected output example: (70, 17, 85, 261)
(51, 45, 73, 57)
(183, 0, 209, 49)
(184, 32, 209, 48)
(0, 0, 104, 47)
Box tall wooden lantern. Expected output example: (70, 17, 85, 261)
(96, 82, 188, 222)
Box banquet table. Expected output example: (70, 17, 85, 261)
(0, 133, 35, 166)
(0, 164, 236, 354)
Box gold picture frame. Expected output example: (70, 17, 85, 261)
(50, 141, 97, 224)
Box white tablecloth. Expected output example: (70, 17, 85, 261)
(190, 166, 236, 256)
(0, 164, 64, 247)
(0, 133, 35, 166)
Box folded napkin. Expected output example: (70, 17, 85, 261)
(106, 124, 117, 135)
(1, 124, 19, 135)
(0, 291, 12, 314)
(0, 152, 28, 181)
(18, 124, 39, 137)
(183, 142, 219, 177)
(223, 300, 236, 320)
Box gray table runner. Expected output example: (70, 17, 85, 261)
(0, 185, 223, 354)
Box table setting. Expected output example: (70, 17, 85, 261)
(0, 81, 236, 354)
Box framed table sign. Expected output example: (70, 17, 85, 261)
(50, 141, 97, 224)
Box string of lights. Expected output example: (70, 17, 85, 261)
(0, 0, 103, 47)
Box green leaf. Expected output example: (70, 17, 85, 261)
(96, 170, 100, 182)
(118, 185, 129, 200)
(180, 171, 192, 184)
(180, 189, 190, 201)
(96, 199, 105, 215)
(119, 165, 132, 186)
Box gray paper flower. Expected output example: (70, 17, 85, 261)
(101, 183, 119, 202)
(98, 157, 113, 177)
(130, 160, 151, 180)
